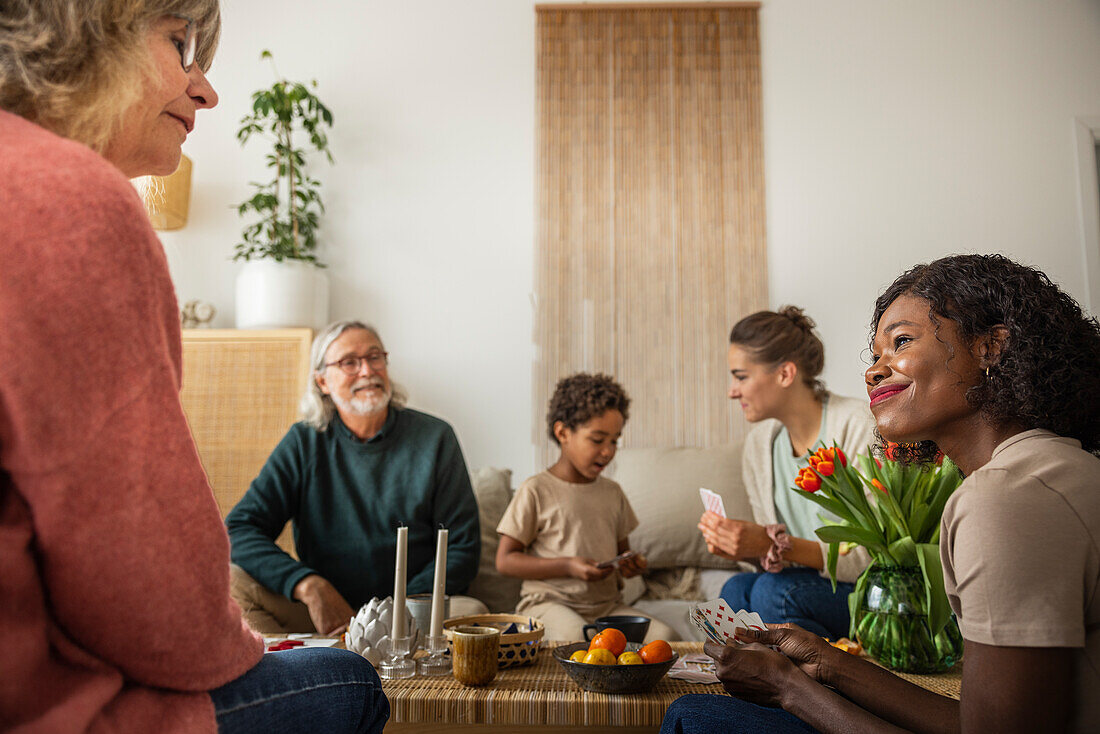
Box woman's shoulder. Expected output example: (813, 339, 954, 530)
(823, 392, 877, 453)
(745, 418, 783, 449)
(0, 111, 136, 208)
(824, 392, 873, 421)
(950, 430, 1100, 528)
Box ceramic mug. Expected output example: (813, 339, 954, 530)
(406, 593, 448, 638)
(450, 625, 501, 686)
(582, 615, 651, 643)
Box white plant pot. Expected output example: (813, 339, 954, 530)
(235, 259, 329, 329)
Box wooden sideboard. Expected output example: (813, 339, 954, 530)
(179, 328, 312, 555)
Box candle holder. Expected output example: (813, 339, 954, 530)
(417, 634, 451, 676)
(379, 635, 416, 679)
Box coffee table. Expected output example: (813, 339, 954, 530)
(378, 641, 962, 733)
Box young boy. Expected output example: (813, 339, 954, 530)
(496, 373, 677, 642)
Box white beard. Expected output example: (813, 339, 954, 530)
(333, 380, 392, 416)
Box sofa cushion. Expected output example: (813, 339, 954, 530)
(466, 466, 523, 613)
(607, 444, 750, 569)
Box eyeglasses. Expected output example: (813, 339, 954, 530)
(170, 15, 198, 72)
(323, 352, 389, 375)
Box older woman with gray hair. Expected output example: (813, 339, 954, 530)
(227, 320, 486, 637)
(0, 2, 386, 733)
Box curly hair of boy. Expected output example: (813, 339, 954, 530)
(547, 373, 631, 444)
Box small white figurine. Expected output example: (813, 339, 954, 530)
(344, 597, 415, 667)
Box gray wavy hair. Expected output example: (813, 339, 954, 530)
(0, 0, 221, 153)
(300, 320, 408, 431)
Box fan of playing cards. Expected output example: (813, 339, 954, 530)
(690, 599, 766, 645)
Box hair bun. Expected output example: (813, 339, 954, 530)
(778, 305, 816, 332)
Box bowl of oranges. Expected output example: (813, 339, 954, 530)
(552, 628, 677, 694)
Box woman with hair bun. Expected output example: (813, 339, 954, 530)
(698, 306, 876, 640)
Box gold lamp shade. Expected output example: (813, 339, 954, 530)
(141, 154, 192, 230)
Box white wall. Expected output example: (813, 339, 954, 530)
(165, 0, 1100, 479)
(760, 0, 1100, 399)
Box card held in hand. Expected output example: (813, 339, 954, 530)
(690, 600, 773, 647)
(699, 488, 727, 518)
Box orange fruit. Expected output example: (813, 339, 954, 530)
(638, 639, 673, 664)
(588, 628, 627, 657)
(616, 651, 643, 665)
(582, 648, 617, 665)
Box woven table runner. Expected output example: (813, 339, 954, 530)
(379, 641, 961, 726)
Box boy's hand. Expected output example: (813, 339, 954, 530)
(618, 552, 647, 578)
(567, 556, 614, 581)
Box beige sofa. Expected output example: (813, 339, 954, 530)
(177, 332, 747, 640)
(467, 443, 753, 641)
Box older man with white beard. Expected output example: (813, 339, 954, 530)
(226, 321, 486, 635)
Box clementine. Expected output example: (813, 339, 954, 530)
(582, 648, 616, 665)
(638, 639, 673, 664)
(588, 628, 627, 657)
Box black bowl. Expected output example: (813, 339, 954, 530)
(552, 641, 678, 694)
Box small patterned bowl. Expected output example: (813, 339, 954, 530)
(552, 641, 678, 693)
(443, 614, 545, 669)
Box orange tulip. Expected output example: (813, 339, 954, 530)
(798, 469, 821, 492)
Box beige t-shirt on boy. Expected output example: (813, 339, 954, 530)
(497, 471, 639, 616)
(941, 429, 1100, 733)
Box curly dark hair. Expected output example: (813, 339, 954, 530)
(547, 373, 630, 445)
(730, 306, 827, 399)
(871, 253, 1100, 462)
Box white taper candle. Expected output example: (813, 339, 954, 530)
(429, 528, 448, 637)
(392, 525, 407, 639)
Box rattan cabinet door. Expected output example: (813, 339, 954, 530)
(180, 328, 312, 556)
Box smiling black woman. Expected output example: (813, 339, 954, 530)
(661, 254, 1100, 734)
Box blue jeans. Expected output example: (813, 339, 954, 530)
(720, 567, 853, 639)
(660, 694, 820, 733)
(209, 647, 389, 734)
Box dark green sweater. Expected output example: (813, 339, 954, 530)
(226, 407, 480, 607)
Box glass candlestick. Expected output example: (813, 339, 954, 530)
(417, 634, 451, 676)
(379, 635, 416, 679)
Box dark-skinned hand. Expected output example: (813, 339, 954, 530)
(703, 638, 800, 708)
(734, 623, 841, 684)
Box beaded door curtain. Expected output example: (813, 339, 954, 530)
(534, 4, 767, 465)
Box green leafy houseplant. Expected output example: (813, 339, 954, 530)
(792, 444, 965, 672)
(235, 51, 333, 266)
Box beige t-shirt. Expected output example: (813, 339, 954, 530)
(496, 471, 639, 615)
(941, 429, 1100, 732)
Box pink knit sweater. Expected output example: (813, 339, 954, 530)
(0, 110, 263, 732)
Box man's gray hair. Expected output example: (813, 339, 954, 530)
(300, 320, 407, 431)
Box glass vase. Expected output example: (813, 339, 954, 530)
(854, 566, 963, 673)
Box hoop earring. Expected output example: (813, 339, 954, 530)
(985, 366, 990, 378)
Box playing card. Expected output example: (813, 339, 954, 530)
(595, 550, 637, 569)
(736, 610, 766, 633)
(690, 599, 743, 645)
(690, 600, 775, 647)
(690, 606, 726, 644)
(699, 488, 727, 518)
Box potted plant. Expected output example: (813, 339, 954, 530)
(233, 50, 334, 329)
